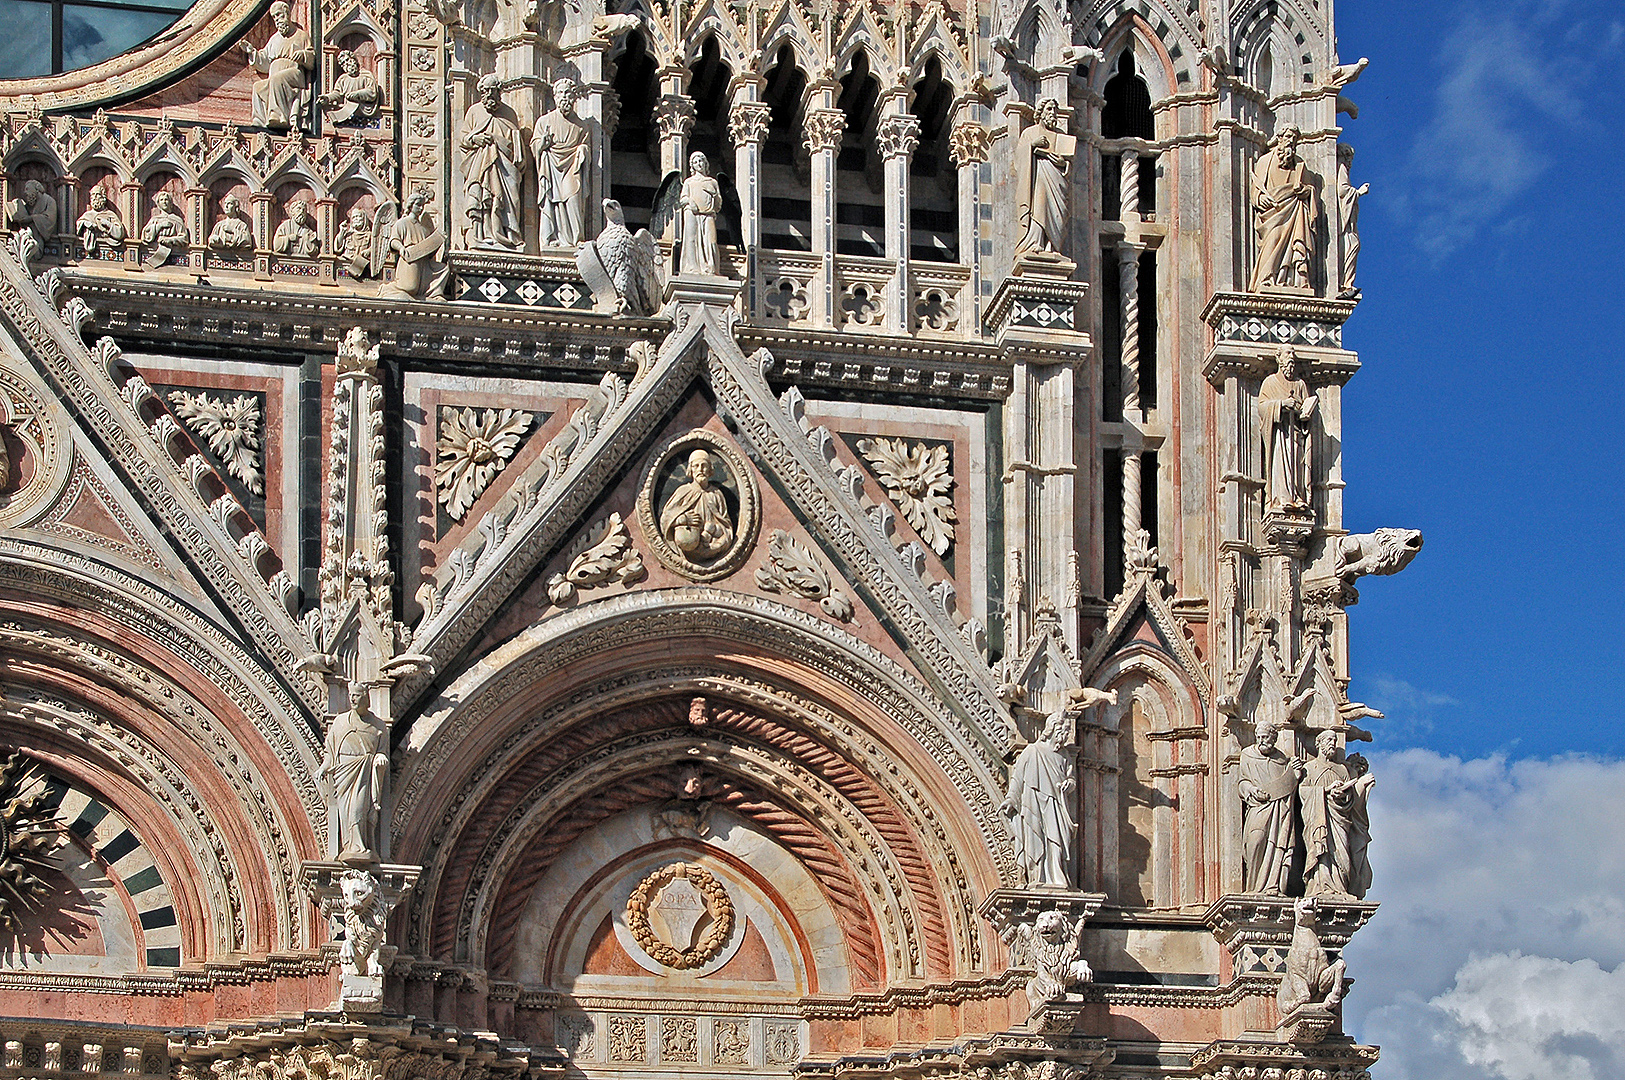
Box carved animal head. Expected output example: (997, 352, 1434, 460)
(1293, 895, 1319, 926)
(1033, 909, 1071, 943)
(339, 869, 378, 913)
(602, 198, 627, 227)
(1339, 527, 1424, 579)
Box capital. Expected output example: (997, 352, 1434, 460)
(801, 109, 847, 154)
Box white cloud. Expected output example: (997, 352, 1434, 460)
(1359, 676, 1459, 741)
(1343, 751, 1625, 1078)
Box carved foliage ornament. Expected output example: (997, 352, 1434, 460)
(434, 406, 533, 521)
(637, 429, 760, 582)
(547, 512, 647, 605)
(624, 862, 734, 970)
(168, 390, 264, 495)
(856, 436, 957, 555)
(754, 528, 854, 622)
(0, 750, 62, 933)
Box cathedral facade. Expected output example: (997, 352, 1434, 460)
(0, 1, 1417, 1079)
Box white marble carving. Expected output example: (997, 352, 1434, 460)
(1015, 909, 1093, 1010)
(1003, 689, 1114, 888)
(546, 512, 647, 604)
(1238, 719, 1303, 895)
(856, 436, 956, 556)
(319, 50, 380, 124)
(1249, 126, 1319, 293)
(1257, 346, 1317, 513)
(660, 448, 735, 560)
(168, 389, 265, 495)
(533, 78, 590, 249)
(459, 74, 524, 250)
(337, 868, 387, 978)
(6, 180, 55, 245)
(1014, 99, 1074, 259)
(754, 528, 854, 622)
(1276, 896, 1346, 1015)
(379, 189, 450, 300)
(207, 194, 253, 251)
(576, 198, 660, 316)
(75, 187, 125, 257)
(1300, 731, 1374, 899)
(434, 405, 532, 520)
(141, 191, 188, 268)
(1337, 144, 1367, 300)
(334, 207, 374, 275)
(1333, 528, 1423, 581)
(321, 682, 390, 864)
(243, 1, 314, 131)
(272, 199, 320, 257)
(677, 151, 723, 276)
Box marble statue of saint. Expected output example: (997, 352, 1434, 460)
(1238, 719, 1303, 895)
(272, 199, 320, 257)
(379, 188, 450, 301)
(141, 191, 189, 268)
(1300, 730, 1375, 899)
(459, 73, 524, 250)
(243, 1, 314, 131)
(532, 77, 589, 248)
(1014, 99, 1074, 258)
(334, 206, 373, 276)
(660, 449, 734, 559)
(1248, 125, 1318, 292)
(208, 194, 253, 251)
(678, 151, 723, 276)
(322, 682, 389, 863)
(318, 50, 380, 125)
(1256, 346, 1317, 512)
(7, 179, 56, 243)
(1336, 145, 1367, 300)
(1002, 701, 1078, 887)
(76, 187, 125, 257)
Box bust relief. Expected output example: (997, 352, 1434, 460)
(637, 429, 759, 581)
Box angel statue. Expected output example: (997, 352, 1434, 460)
(575, 198, 660, 316)
(651, 154, 742, 275)
(376, 189, 450, 301)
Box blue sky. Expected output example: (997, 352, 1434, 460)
(1312, 2, 1625, 1076)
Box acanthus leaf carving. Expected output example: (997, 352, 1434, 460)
(754, 527, 855, 622)
(856, 435, 957, 556)
(168, 389, 265, 496)
(546, 512, 647, 605)
(433, 406, 533, 521)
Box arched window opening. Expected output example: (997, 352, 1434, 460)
(908, 55, 957, 262)
(607, 29, 661, 230)
(684, 36, 741, 247)
(834, 50, 882, 257)
(761, 44, 811, 252)
(1256, 42, 1275, 98)
(1101, 50, 1155, 218)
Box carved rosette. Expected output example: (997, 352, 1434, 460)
(623, 862, 734, 970)
(802, 109, 847, 155)
(856, 435, 957, 555)
(948, 122, 991, 167)
(728, 102, 772, 147)
(637, 428, 760, 582)
(168, 389, 264, 495)
(876, 115, 921, 160)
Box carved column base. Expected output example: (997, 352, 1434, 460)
(981, 888, 1107, 1022)
(1261, 508, 1316, 551)
(301, 861, 422, 1013)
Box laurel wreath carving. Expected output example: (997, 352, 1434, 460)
(623, 862, 734, 970)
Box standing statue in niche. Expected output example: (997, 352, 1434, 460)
(1300, 731, 1375, 899)
(532, 77, 590, 248)
(459, 73, 525, 250)
(207, 193, 253, 251)
(318, 50, 380, 125)
(1003, 688, 1112, 887)
(272, 199, 320, 256)
(243, 1, 315, 131)
(676, 151, 723, 276)
(141, 191, 189, 268)
(1256, 346, 1317, 513)
(1014, 99, 1075, 259)
(378, 188, 450, 301)
(1238, 718, 1303, 895)
(1336, 144, 1368, 300)
(1248, 126, 1319, 292)
(7, 180, 56, 243)
(76, 187, 125, 257)
(659, 449, 735, 560)
(322, 682, 389, 863)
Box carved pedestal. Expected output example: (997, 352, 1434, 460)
(301, 861, 422, 1012)
(663, 272, 744, 311)
(1204, 894, 1377, 977)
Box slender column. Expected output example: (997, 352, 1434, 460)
(1118, 147, 1147, 565)
(877, 112, 920, 332)
(729, 97, 771, 312)
(653, 92, 696, 178)
(948, 120, 989, 334)
(802, 107, 846, 328)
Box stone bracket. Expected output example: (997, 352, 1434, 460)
(1201, 292, 1359, 388)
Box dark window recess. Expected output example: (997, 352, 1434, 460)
(1102, 52, 1155, 139)
(836, 202, 885, 227)
(761, 44, 811, 252)
(607, 30, 660, 229)
(1138, 251, 1157, 410)
(1101, 250, 1122, 422)
(1142, 450, 1159, 553)
(1103, 450, 1123, 600)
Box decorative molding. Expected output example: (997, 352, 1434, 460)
(546, 512, 646, 605)
(636, 427, 760, 583)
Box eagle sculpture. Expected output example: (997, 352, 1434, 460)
(576, 198, 660, 316)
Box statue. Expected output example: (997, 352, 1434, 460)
(1238, 719, 1303, 895)
(659, 449, 735, 560)
(243, 1, 314, 131)
(378, 189, 450, 301)
(1256, 346, 1317, 513)
(1014, 99, 1075, 258)
(321, 682, 389, 863)
(1248, 126, 1319, 292)
(207, 193, 253, 251)
(1336, 145, 1368, 300)
(532, 77, 589, 248)
(576, 198, 660, 316)
(459, 73, 524, 250)
(677, 151, 723, 276)
(1332, 527, 1423, 582)
(141, 191, 189, 268)
(1003, 697, 1079, 887)
(334, 207, 374, 276)
(75, 187, 125, 257)
(1012, 909, 1093, 1009)
(272, 199, 320, 257)
(7, 179, 56, 243)
(318, 50, 380, 125)
(1300, 731, 1375, 899)
(337, 869, 387, 978)
(1276, 896, 1346, 1016)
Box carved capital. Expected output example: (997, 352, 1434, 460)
(875, 114, 921, 160)
(727, 101, 771, 146)
(653, 94, 697, 140)
(802, 108, 847, 154)
(947, 121, 990, 166)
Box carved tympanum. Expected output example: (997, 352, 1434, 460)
(624, 862, 734, 970)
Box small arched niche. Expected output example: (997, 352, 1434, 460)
(908, 55, 957, 262)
